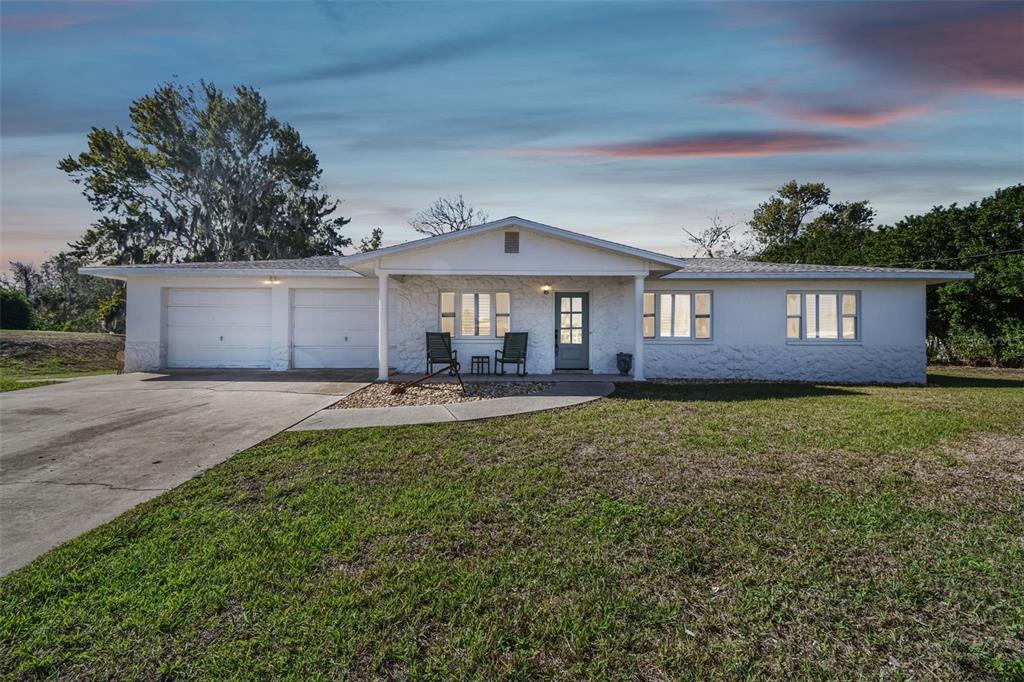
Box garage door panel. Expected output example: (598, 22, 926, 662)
(293, 289, 377, 308)
(166, 326, 270, 348)
(292, 347, 377, 369)
(167, 288, 269, 307)
(293, 328, 376, 347)
(166, 288, 271, 369)
(291, 288, 378, 368)
(166, 306, 271, 327)
(167, 346, 272, 369)
(292, 308, 375, 331)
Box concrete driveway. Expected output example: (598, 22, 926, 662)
(0, 370, 371, 576)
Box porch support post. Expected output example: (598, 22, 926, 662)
(377, 271, 389, 381)
(633, 274, 645, 381)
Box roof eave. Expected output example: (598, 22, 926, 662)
(661, 271, 975, 281)
(79, 266, 363, 279)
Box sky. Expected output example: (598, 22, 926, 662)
(1, 0, 1022, 268)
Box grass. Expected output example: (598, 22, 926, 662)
(2, 368, 1022, 679)
(0, 329, 122, 391)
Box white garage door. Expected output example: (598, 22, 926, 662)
(166, 288, 271, 368)
(292, 288, 377, 368)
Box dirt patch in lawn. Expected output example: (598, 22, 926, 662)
(332, 381, 554, 408)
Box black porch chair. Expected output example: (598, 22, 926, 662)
(495, 332, 528, 376)
(427, 331, 459, 375)
(392, 332, 464, 395)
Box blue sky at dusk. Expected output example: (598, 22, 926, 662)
(2, 1, 1022, 267)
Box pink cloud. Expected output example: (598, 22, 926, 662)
(770, 2, 1024, 98)
(517, 131, 878, 159)
(713, 86, 933, 129)
(780, 104, 930, 129)
(1, 12, 109, 32)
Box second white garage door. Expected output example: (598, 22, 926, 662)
(166, 288, 272, 368)
(292, 289, 378, 368)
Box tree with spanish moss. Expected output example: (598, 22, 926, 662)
(59, 82, 351, 266)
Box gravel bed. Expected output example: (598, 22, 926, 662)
(332, 381, 555, 409)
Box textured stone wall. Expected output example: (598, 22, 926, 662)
(124, 340, 162, 372)
(390, 276, 635, 374)
(643, 342, 926, 384)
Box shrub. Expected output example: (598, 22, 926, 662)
(927, 326, 1024, 368)
(0, 289, 33, 329)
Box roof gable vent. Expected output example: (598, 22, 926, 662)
(504, 231, 520, 254)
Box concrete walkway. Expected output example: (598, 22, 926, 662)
(289, 381, 614, 431)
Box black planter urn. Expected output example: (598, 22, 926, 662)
(616, 352, 633, 376)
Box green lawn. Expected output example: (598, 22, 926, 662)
(2, 369, 1022, 679)
(0, 329, 122, 391)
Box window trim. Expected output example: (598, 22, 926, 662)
(786, 290, 860, 344)
(439, 290, 511, 339)
(643, 290, 713, 343)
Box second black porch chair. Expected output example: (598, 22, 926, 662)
(495, 332, 528, 376)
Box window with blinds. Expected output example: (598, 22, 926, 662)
(644, 291, 712, 340)
(787, 292, 858, 341)
(441, 291, 510, 337)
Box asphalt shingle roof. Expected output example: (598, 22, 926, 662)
(105, 255, 348, 271)
(672, 258, 968, 276)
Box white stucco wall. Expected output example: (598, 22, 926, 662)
(643, 278, 927, 384)
(119, 273, 928, 384)
(121, 276, 378, 373)
(389, 275, 634, 374)
(376, 227, 657, 275)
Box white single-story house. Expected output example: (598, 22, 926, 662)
(82, 216, 973, 384)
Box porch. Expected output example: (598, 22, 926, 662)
(376, 274, 649, 382)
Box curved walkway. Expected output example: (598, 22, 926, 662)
(288, 381, 614, 431)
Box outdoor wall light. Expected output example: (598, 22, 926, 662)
(541, 284, 551, 295)
(263, 276, 280, 285)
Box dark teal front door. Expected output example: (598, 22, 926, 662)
(555, 292, 589, 369)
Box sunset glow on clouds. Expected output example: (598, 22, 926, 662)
(1, 1, 1021, 265)
(517, 132, 879, 159)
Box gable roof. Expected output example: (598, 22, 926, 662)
(338, 216, 689, 271)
